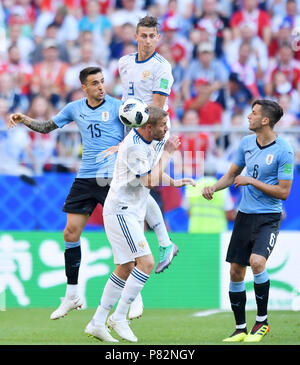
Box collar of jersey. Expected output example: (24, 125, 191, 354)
(133, 128, 151, 144)
(256, 137, 276, 150)
(85, 98, 106, 110)
(135, 51, 157, 64)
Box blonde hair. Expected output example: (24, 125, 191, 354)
(143, 105, 168, 127)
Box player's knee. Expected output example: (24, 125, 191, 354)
(230, 264, 245, 282)
(63, 225, 81, 243)
(250, 255, 265, 274)
(136, 255, 155, 275)
(116, 262, 135, 280)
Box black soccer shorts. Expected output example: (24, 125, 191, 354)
(226, 211, 282, 266)
(63, 178, 111, 216)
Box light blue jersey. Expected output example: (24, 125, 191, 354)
(52, 95, 124, 178)
(234, 134, 294, 214)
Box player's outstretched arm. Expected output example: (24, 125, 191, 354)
(9, 113, 58, 134)
(202, 163, 244, 200)
(102, 144, 121, 158)
(161, 173, 196, 188)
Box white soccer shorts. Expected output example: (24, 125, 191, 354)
(103, 213, 152, 265)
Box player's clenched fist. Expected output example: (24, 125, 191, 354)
(164, 135, 180, 154)
(9, 113, 25, 128)
(202, 186, 215, 200)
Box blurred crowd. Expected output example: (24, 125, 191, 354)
(1, 0, 300, 177)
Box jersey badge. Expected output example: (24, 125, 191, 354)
(102, 111, 110, 121)
(266, 154, 274, 165)
(142, 70, 151, 80)
(138, 241, 147, 250)
(160, 78, 169, 89)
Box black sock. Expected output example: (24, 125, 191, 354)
(64, 246, 81, 284)
(254, 280, 270, 319)
(229, 290, 247, 326)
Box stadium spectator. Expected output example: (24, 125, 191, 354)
(229, 41, 260, 97)
(0, 96, 32, 176)
(78, 0, 112, 46)
(182, 41, 228, 102)
(194, 0, 232, 58)
(222, 72, 253, 127)
(6, 22, 35, 63)
(0, 72, 29, 113)
(183, 78, 224, 126)
(271, 0, 300, 37)
(277, 93, 299, 128)
(109, 0, 146, 36)
(159, 15, 190, 67)
(156, 42, 185, 119)
(230, 0, 272, 46)
(159, 0, 193, 38)
(30, 22, 71, 65)
(109, 22, 136, 60)
(30, 38, 69, 108)
(26, 95, 57, 174)
(0, 44, 33, 96)
(265, 43, 300, 96)
(271, 71, 300, 116)
(224, 22, 269, 78)
(33, 5, 79, 45)
(64, 41, 111, 96)
(178, 109, 210, 177)
(268, 17, 300, 61)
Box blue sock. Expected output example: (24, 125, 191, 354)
(254, 269, 269, 284)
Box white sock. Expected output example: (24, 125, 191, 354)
(113, 268, 149, 321)
(93, 272, 125, 325)
(66, 284, 78, 299)
(145, 194, 171, 247)
(256, 315, 268, 322)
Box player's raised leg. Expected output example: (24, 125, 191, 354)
(145, 194, 179, 273)
(50, 213, 88, 320)
(129, 194, 179, 319)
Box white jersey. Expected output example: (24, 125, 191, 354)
(103, 128, 161, 221)
(118, 51, 174, 112)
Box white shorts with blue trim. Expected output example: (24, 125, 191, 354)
(103, 213, 152, 265)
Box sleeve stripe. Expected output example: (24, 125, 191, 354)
(136, 170, 151, 178)
(153, 91, 169, 96)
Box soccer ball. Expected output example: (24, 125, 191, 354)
(119, 98, 149, 128)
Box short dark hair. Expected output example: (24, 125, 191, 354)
(252, 99, 283, 128)
(79, 66, 102, 85)
(136, 16, 159, 33)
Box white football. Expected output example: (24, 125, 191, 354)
(119, 98, 149, 128)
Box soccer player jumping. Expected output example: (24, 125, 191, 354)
(86, 105, 195, 342)
(108, 15, 177, 319)
(202, 99, 294, 342)
(9, 67, 125, 319)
